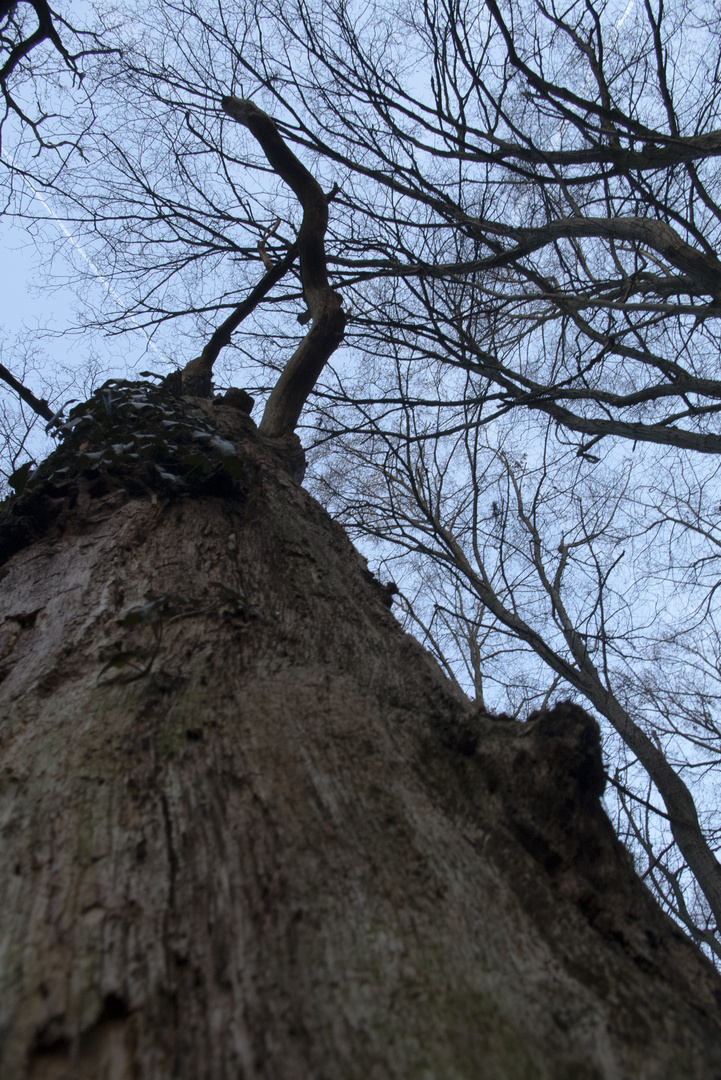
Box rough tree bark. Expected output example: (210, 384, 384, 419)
(0, 384, 721, 1079)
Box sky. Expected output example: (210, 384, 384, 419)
(0, 218, 62, 351)
(2, 213, 103, 375)
(0, 206, 172, 477)
(0, 210, 169, 390)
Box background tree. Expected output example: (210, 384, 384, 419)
(0, 0, 112, 190)
(3, 0, 721, 961)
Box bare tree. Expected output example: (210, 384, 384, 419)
(22, 0, 721, 448)
(4, 73, 721, 1071)
(3, 4, 721, 1072)
(0, 0, 112, 170)
(3, 0, 721, 961)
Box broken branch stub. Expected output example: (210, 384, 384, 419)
(221, 96, 346, 439)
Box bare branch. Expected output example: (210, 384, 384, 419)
(0, 363, 53, 422)
(221, 96, 346, 437)
(178, 245, 299, 397)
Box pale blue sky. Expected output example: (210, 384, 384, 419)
(0, 212, 167, 390)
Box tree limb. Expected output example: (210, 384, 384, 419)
(178, 245, 299, 397)
(0, 1, 77, 85)
(221, 96, 346, 438)
(0, 363, 53, 422)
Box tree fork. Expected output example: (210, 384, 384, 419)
(176, 246, 299, 398)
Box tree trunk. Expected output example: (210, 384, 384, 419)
(1, 385, 720, 1079)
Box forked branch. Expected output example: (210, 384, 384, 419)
(178, 246, 298, 397)
(221, 96, 346, 438)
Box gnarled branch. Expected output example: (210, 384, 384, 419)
(221, 96, 346, 438)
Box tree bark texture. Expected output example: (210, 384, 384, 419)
(1, 390, 721, 1079)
